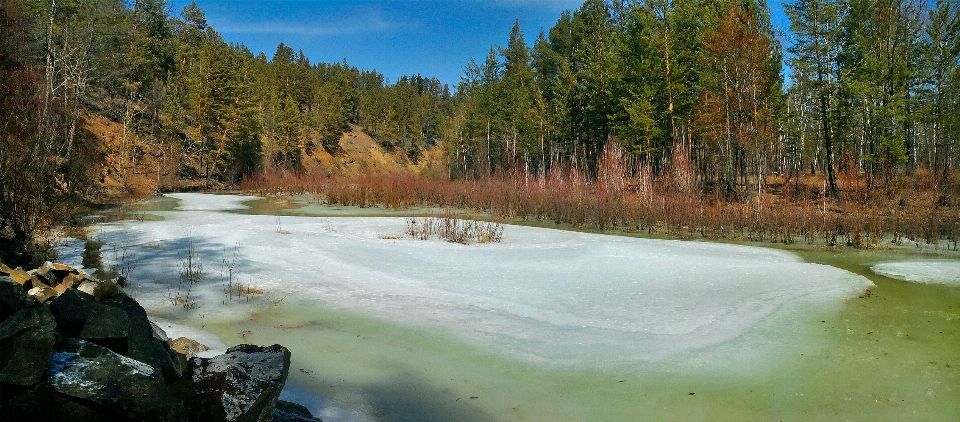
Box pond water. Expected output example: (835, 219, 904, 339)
(57, 193, 960, 422)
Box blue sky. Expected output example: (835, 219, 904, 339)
(177, 0, 792, 87)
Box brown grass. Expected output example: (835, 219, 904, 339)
(405, 213, 504, 244)
(225, 282, 264, 299)
(240, 159, 960, 251)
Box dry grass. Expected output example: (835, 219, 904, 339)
(241, 160, 960, 251)
(225, 282, 264, 300)
(405, 213, 503, 244)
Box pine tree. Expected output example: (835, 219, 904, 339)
(786, 0, 844, 196)
(922, 0, 960, 187)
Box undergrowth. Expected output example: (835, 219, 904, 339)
(241, 165, 960, 251)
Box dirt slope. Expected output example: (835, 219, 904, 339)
(84, 116, 433, 199)
(306, 125, 418, 177)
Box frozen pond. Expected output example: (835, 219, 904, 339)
(64, 193, 871, 366)
(58, 193, 960, 421)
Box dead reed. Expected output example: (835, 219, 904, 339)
(241, 162, 960, 251)
(405, 213, 504, 244)
(170, 237, 203, 309)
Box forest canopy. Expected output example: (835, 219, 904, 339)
(2, 0, 959, 265)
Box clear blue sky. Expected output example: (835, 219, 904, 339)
(177, 0, 792, 88)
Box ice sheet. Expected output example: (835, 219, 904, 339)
(166, 192, 259, 211)
(78, 193, 873, 366)
(871, 260, 960, 285)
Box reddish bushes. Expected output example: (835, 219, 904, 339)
(241, 167, 960, 251)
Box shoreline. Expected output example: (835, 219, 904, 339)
(56, 193, 960, 422)
(226, 192, 960, 260)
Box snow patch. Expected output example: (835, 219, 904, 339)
(871, 261, 960, 285)
(166, 193, 259, 211)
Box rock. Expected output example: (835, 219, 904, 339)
(53, 278, 73, 296)
(58, 271, 97, 290)
(169, 337, 210, 358)
(50, 289, 126, 341)
(176, 344, 291, 422)
(27, 285, 57, 303)
(101, 292, 182, 382)
(0, 276, 29, 321)
(49, 288, 99, 336)
(44, 339, 188, 422)
(169, 348, 189, 377)
(2, 263, 314, 422)
(0, 303, 56, 385)
(51, 290, 181, 381)
(78, 280, 99, 296)
(61, 272, 83, 289)
(32, 262, 62, 286)
(6, 266, 33, 286)
(39, 262, 83, 288)
(0, 383, 114, 422)
(273, 400, 322, 422)
(51, 262, 76, 272)
(93, 279, 120, 301)
(80, 304, 130, 346)
(150, 320, 169, 343)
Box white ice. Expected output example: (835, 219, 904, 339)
(167, 192, 259, 211)
(871, 261, 960, 286)
(68, 193, 873, 368)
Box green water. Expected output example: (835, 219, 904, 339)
(183, 250, 958, 422)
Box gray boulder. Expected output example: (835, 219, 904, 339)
(177, 344, 291, 422)
(0, 276, 28, 322)
(0, 383, 115, 422)
(0, 302, 56, 385)
(103, 292, 183, 382)
(50, 288, 131, 355)
(273, 400, 322, 422)
(44, 339, 188, 422)
(2, 263, 314, 422)
(50, 289, 182, 382)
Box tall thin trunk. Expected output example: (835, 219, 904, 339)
(813, 10, 837, 197)
(486, 119, 491, 176)
(40, 0, 57, 145)
(663, 15, 676, 142)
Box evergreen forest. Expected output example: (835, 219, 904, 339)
(2, 0, 959, 265)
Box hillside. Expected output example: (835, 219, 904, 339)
(306, 125, 435, 177)
(84, 114, 428, 199)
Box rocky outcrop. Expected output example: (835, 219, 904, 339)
(0, 300, 56, 385)
(45, 339, 188, 422)
(176, 344, 291, 422)
(0, 262, 321, 422)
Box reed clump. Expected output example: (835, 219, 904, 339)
(170, 238, 202, 309)
(405, 213, 504, 244)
